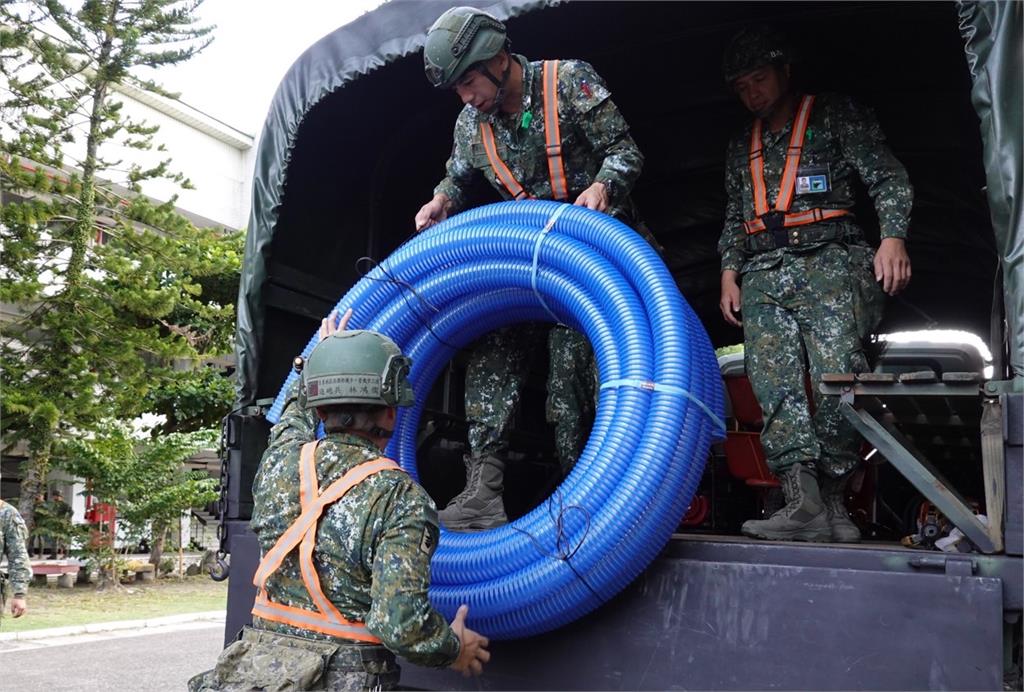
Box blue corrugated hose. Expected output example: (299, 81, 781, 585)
(267, 200, 725, 639)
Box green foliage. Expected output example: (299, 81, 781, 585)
(63, 422, 220, 571)
(0, 1, 235, 529)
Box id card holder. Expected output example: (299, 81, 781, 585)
(795, 163, 831, 195)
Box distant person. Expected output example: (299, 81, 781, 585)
(190, 310, 489, 691)
(717, 26, 912, 542)
(415, 6, 658, 531)
(1, 499, 30, 621)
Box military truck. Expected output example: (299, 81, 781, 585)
(218, 1, 1022, 688)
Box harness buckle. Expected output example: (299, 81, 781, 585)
(759, 211, 789, 248)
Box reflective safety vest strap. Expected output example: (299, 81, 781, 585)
(744, 94, 850, 236)
(743, 207, 851, 234)
(478, 60, 569, 202)
(542, 60, 569, 200)
(479, 122, 529, 200)
(251, 449, 403, 643)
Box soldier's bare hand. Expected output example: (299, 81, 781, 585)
(10, 596, 26, 618)
(874, 237, 911, 295)
(720, 270, 743, 327)
(319, 308, 354, 341)
(574, 181, 609, 212)
(415, 194, 452, 232)
(449, 604, 490, 677)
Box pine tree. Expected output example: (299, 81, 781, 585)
(0, 1, 236, 532)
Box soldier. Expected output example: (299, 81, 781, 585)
(415, 6, 657, 531)
(1, 498, 30, 621)
(190, 310, 489, 690)
(717, 26, 912, 543)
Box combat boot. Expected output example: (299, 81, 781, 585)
(819, 473, 861, 543)
(741, 462, 830, 542)
(438, 454, 507, 531)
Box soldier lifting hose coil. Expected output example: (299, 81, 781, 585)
(267, 200, 725, 639)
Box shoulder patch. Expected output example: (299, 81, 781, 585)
(419, 525, 436, 554)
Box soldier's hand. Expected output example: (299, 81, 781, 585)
(574, 181, 609, 212)
(415, 194, 452, 232)
(449, 604, 490, 677)
(10, 596, 26, 618)
(720, 270, 743, 327)
(874, 237, 911, 295)
(319, 308, 354, 341)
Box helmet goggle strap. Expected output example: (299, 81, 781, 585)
(381, 353, 413, 406)
(425, 57, 445, 88)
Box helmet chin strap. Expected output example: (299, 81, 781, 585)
(477, 54, 512, 115)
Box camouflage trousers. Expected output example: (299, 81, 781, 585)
(465, 323, 598, 473)
(188, 626, 400, 691)
(741, 244, 869, 478)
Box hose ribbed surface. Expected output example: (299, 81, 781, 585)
(267, 200, 724, 639)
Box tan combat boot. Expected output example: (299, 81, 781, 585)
(819, 473, 861, 543)
(438, 454, 507, 531)
(741, 462, 830, 542)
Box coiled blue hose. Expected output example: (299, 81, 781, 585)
(267, 200, 725, 639)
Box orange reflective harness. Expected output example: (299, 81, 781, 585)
(251, 440, 402, 642)
(479, 59, 570, 202)
(744, 94, 850, 247)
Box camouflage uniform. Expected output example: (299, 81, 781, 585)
(190, 382, 459, 691)
(437, 55, 648, 471)
(719, 92, 912, 478)
(0, 499, 30, 622)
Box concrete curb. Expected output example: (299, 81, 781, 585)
(0, 610, 225, 642)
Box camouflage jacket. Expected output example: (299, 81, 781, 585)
(719, 92, 912, 274)
(250, 383, 459, 668)
(0, 499, 31, 595)
(434, 54, 644, 225)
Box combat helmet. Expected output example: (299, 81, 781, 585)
(721, 25, 793, 83)
(300, 330, 415, 410)
(423, 6, 508, 89)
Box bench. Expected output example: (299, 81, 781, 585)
(31, 560, 81, 588)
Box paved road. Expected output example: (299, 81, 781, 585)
(0, 622, 224, 691)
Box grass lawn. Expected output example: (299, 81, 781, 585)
(1, 574, 227, 633)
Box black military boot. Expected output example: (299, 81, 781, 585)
(741, 462, 830, 542)
(819, 473, 861, 543)
(438, 454, 507, 531)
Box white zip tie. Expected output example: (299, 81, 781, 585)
(530, 204, 570, 324)
(600, 378, 727, 437)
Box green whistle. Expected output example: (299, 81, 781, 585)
(520, 112, 533, 129)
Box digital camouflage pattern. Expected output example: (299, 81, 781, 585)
(741, 246, 868, 478)
(189, 626, 399, 691)
(0, 499, 31, 606)
(465, 324, 597, 473)
(546, 326, 599, 472)
(435, 55, 650, 231)
(718, 92, 912, 275)
(720, 92, 911, 477)
(444, 55, 651, 475)
(243, 382, 458, 672)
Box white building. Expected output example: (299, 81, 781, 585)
(1, 81, 254, 545)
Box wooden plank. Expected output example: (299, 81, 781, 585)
(980, 398, 1005, 552)
(822, 373, 856, 384)
(899, 371, 938, 384)
(857, 372, 898, 383)
(943, 372, 982, 384)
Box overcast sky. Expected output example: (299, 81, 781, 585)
(152, 0, 387, 136)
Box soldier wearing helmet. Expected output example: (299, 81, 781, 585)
(717, 26, 913, 543)
(415, 6, 660, 532)
(191, 311, 490, 691)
